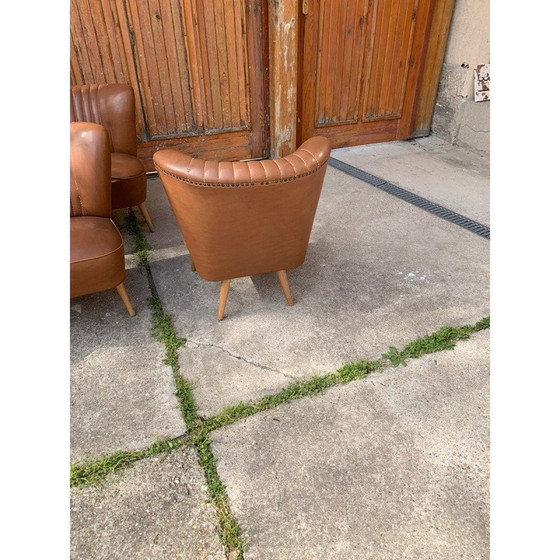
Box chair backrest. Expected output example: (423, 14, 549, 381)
(70, 83, 137, 157)
(153, 136, 331, 281)
(70, 122, 112, 219)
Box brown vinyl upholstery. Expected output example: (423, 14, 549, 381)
(70, 122, 135, 316)
(70, 83, 153, 231)
(153, 136, 331, 319)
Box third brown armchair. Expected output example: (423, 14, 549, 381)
(70, 122, 135, 316)
(70, 83, 154, 231)
(153, 136, 331, 320)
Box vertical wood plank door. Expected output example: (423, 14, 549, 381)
(70, 0, 268, 169)
(300, 0, 434, 147)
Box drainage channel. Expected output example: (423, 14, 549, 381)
(328, 157, 490, 240)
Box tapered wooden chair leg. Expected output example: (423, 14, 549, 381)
(116, 282, 136, 316)
(276, 270, 294, 306)
(190, 258, 196, 272)
(217, 279, 231, 321)
(138, 202, 155, 232)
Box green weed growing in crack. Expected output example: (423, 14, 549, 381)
(174, 370, 246, 557)
(401, 319, 489, 361)
(71, 316, 489, 487)
(380, 319, 491, 367)
(102, 207, 246, 557)
(70, 438, 186, 487)
(205, 318, 490, 430)
(192, 431, 245, 557)
(148, 296, 186, 372)
(174, 372, 201, 429)
(125, 209, 150, 267)
(474, 316, 490, 330)
(382, 346, 408, 367)
(204, 361, 384, 433)
(124, 210, 187, 371)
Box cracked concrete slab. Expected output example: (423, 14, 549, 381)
(147, 151, 489, 416)
(179, 340, 295, 418)
(70, 265, 185, 462)
(211, 330, 489, 560)
(71, 446, 224, 560)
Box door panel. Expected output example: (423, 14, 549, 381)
(70, 0, 268, 169)
(300, 0, 433, 147)
(188, 0, 251, 132)
(314, 0, 370, 126)
(363, 0, 416, 121)
(122, 0, 197, 138)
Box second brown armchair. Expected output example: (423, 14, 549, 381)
(153, 136, 331, 320)
(70, 83, 154, 231)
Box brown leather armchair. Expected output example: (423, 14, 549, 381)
(70, 83, 154, 231)
(71, 122, 136, 316)
(153, 136, 331, 320)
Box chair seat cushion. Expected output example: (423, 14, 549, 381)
(111, 153, 145, 180)
(70, 216, 125, 298)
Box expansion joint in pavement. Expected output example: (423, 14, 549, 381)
(124, 209, 247, 558)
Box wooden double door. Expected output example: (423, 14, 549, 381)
(71, 0, 446, 162)
(299, 0, 435, 147)
(71, 0, 268, 169)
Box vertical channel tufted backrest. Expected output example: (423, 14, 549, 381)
(153, 136, 331, 282)
(70, 84, 137, 157)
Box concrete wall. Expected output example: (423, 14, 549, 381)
(431, 0, 490, 154)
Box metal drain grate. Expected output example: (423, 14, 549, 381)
(328, 157, 490, 240)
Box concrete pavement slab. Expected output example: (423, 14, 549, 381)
(179, 339, 294, 418)
(71, 446, 224, 560)
(332, 136, 490, 225)
(147, 161, 489, 417)
(70, 264, 185, 462)
(211, 330, 489, 560)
